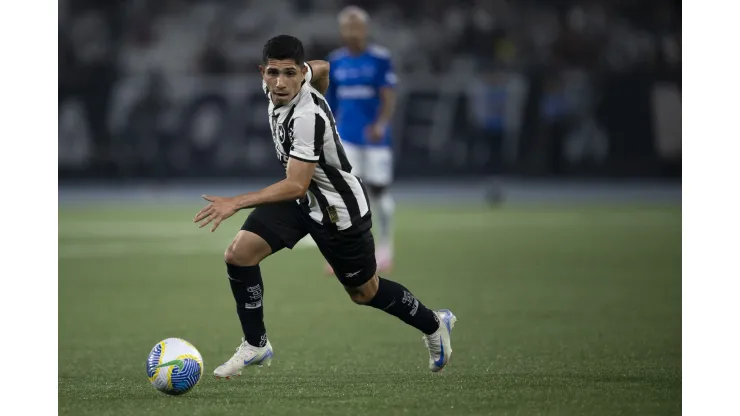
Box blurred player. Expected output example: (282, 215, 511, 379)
(325, 6, 397, 273)
(193, 35, 456, 378)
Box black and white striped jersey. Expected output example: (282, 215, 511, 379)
(262, 64, 370, 231)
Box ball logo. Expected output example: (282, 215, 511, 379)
(155, 359, 185, 371)
(277, 125, 286, 144)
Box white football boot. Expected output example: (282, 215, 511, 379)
(213, 338, 273, 379)
(423, 309, 457, 372)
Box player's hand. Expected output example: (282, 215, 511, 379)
(366, 122, 387, 143)
(193, 195, 239, 232)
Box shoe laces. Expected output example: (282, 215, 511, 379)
(227, 340, 256, 363)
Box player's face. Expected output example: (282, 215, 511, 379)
(340, 16, 367, 48)
(261, 59, 306, 106)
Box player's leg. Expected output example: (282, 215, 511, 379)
(223, 230, 271, 348)
(215, 202, 308, 378)
(313, 224, 456, 372)
(365, 146, 395, 272)
(345, 274, 456, 372)
(344, 273, 438, 333)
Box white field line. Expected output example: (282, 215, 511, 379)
(59, 213, 675, 259)
(59, 234, 318, 259)
(59, 212, 674, 239)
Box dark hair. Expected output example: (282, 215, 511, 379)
(262, 35, 305, 65)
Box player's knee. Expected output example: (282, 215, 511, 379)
(224, 245, 253, 266)
(224, 246, 240, 265)
(345, 275, 379, 305)
(224, 247, 263, 267)
(347, 290, 369, 305)
(224, 232, 271, 267)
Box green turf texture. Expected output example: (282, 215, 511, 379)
(59, 204, 681, 415)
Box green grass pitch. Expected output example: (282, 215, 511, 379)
(59, 203, 681, 415)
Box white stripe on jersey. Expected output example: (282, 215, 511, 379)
(305, 189, 324, 225)
(340, 169, 369, 217)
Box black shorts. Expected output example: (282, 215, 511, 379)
(241, 200, 376, 287)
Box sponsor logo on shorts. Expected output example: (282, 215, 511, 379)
(345, 269, 363, 278)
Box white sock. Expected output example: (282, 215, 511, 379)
(374, 190, 395, 256)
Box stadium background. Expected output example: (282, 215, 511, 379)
(58, 0, 681, 415)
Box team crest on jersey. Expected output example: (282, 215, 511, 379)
(276, 123, 295, 145)
(277, 125, 287, 144)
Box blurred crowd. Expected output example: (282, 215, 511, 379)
(59, 0, 681, 179)
(59, 0, 680, 79)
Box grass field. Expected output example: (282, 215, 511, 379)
(59, 203, 681, 415)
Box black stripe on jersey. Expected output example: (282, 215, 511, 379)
(319, 154, 361, 221)
(308, 181, 337, 231)
(289, 154, 318, 163)
(281, 105, 296, 156)
(360, 178, 370, 215)
(312, 113, 325, 156)
(311, 93, 352, 172)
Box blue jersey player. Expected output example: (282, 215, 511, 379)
(326, 6, 398, 273)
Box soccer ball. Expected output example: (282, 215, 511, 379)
(146, 338, 204, 395)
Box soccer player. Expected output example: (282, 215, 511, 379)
(193, 35, 456, 378)
(325, 6, 397, 273)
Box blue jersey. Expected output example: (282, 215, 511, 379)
(326, 44, 397, 147)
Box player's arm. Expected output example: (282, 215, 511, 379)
(376, 87, 396, 129)
(194, 115, 321, 231)
(368, 57, 398, 141)
(367, 88, 396, 141)
(233, 159, 315, 210)
(235, 112, 323, 207)
(194, 161, 315, 232)
(307, 60, 330, 95)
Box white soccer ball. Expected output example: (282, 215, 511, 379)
(146, 338, 204, 395)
